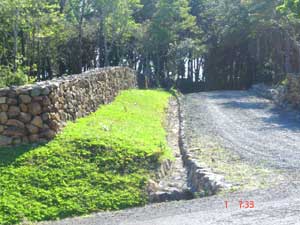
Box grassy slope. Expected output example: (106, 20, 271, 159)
(0, 90, 172, 225)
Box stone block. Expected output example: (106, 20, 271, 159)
(32, 96, 44, 102)
(3, 127, 26, 137)
(29, 102, 42, 115)
(8, 106, 21, 118)
(41, 113, 50, 121)
(0, 97, 6, 104)
(19, 95, 32, 104)
(6, 119, 25, 129)
(20, 104, 28, 112)
(31, 87, 42, 97)
(29, 134, 39, 142)
(41, 129, 56, 139)
(12, 138, 22, 145)
(26, 124, 39, 134)
(19, 112, 32, 123)
(0, 135, 13, 146)
(0, 104, 8, 112)
(41, 87, 50, 95)
(42, 96, 51, 106)
(7, 98, 18, 105)
(49, 120, 60, 131)
(0, 112, 8, 124)
(0, 89, 9, 97)
(31, 116, 43, 128)
(0, 125, 6, 133)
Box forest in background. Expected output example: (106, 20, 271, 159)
(0, 0, 300, 90)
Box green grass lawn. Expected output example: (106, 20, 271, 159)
(0, 89, 172, 225)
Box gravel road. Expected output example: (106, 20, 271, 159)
(182, 91, 300, 171)
(43, 90, 300, 225)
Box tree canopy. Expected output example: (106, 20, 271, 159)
(0, 0, 299, 90)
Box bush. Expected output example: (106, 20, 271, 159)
(0, 58, 35, 88)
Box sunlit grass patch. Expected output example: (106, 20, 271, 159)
(0, 89, 172, 225)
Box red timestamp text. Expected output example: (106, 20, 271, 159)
(225, 200, 255, 209)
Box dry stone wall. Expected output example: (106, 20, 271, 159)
(0, 67, 137, 146)
(284, 75, 300, 109)
(251, 75, 300, 109)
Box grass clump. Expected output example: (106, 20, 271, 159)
(190, 137, 283, 193)
(0, 89, 172, 225)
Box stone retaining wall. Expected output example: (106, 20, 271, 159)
(285, 75, 300, 109)
(0, 67, 137, 146)
(178, 96, 230, 196)
(251, 75, 300, 109)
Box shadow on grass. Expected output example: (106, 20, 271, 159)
(0, 143, 48, 167)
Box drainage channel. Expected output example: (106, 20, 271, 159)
(149, 96, 228, 203)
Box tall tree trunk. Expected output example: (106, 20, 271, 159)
(78, 0, 86, 73)
(104, 35, 109, 66)
(13, 9, 19, 72)
(284, 32, 291, 74)
(20, 30, 25, 61)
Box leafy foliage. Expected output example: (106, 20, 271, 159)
(1, 0, 300, 89)
(278, 0, 300, 17)
(0, 90, 172, 225)
(0, 57, 35, 88)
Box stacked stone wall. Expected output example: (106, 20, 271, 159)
(285, 75, 300, 109)
(0, 67, 137, 146)
(251, 75, 300, 110)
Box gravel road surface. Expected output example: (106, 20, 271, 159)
(43, 90, 300, 225)
(183, 91, 300, 170)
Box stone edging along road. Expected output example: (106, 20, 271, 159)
(148, 95, 231, 202)
(177, 95, 231, 196)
